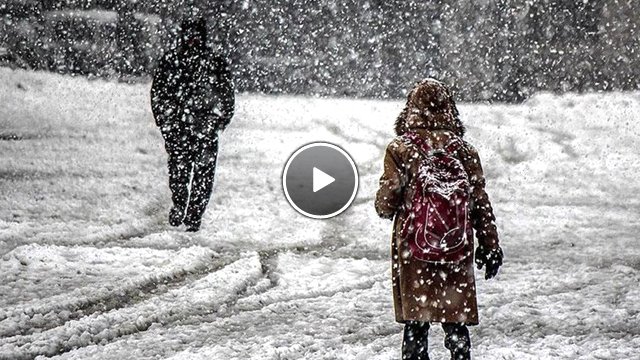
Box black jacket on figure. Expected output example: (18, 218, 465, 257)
(150, 34, 234, 137)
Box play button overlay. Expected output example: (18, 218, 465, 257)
(283, 142, 359, 219)
(313, 167, 335, 192)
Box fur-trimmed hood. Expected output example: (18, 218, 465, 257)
(394, 78, 465, 137)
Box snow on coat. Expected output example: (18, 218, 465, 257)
(375, 79, 500, 325)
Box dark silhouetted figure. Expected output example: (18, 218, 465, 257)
(151, 17, 234, 232)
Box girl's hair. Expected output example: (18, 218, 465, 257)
(394, 79, 465, 137)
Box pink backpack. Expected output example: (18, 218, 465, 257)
(400, 132, 473, 264)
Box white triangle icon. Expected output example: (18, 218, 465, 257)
(313, 167, 335, 193)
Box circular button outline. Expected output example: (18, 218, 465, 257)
(282, 142, 359, 219)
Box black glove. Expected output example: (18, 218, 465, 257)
(475, 246, 503, 280)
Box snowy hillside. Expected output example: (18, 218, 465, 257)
(0, 68, 639, 359)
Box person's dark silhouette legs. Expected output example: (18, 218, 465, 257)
(164, 132, 194, 226)
(402, 321, 430, 360)
(442, 323, 471, 360)
(184, 136, 219, 231)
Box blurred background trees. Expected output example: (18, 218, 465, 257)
(0, 0, 637, 102)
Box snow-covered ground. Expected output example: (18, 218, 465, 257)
(0, 68, 639, 360)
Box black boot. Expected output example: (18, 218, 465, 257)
(442, 323, 471, 360)
(184, 217, 201, 232)
(169, 206, 185, 227)
(402, 321, 430, 360)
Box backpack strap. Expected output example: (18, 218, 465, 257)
(402, 131, 433, 157)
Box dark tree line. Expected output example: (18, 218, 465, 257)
(1, 0, 637, 101)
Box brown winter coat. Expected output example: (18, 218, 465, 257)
(375, 80, 500, 325)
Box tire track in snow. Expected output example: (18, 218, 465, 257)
(187, 248, 387, 324)
(0, 247, 234, 338)
(0, 253, 263, 360)
(232, 272, 387, 315)
(50, 273, 393, 360)
(0, 232, 382, 341)
(58, 252, 391, 360)
(35, 245, 386, 359)
(0, 211, 164, 256)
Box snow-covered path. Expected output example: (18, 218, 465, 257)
(1, 69, 639, 359)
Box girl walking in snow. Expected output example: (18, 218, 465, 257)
(375, 79, 503, 360)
